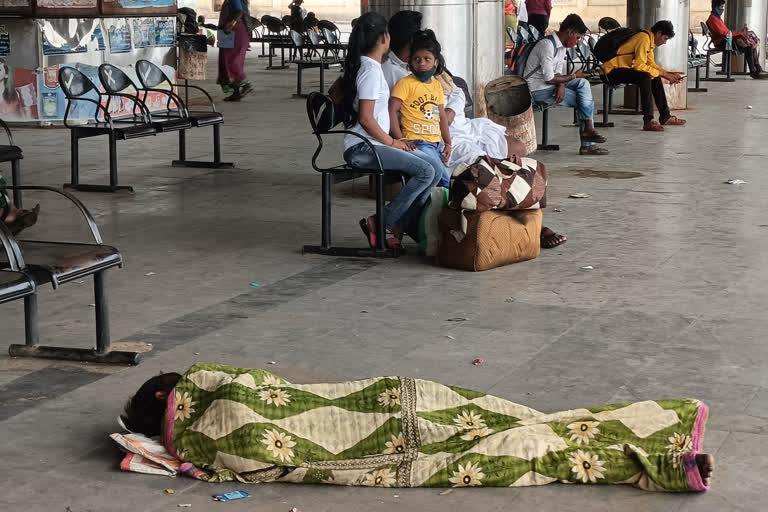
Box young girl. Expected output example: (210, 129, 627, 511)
(389, 30, 452, 188)
(341, 13, 441, 249)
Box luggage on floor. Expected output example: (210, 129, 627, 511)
(437, 208, 542, 271)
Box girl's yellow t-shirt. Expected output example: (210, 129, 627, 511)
(391, 74, 445, 143)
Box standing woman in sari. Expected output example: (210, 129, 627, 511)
(218, 0, 255, 101)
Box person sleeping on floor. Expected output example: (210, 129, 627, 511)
(119, 362, 714, 490)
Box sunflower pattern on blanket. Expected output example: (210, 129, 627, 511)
(164, 363, 709, 491)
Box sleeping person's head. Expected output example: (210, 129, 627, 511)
(121, 372, 182, 437)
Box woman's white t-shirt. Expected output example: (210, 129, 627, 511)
(343, 56, 391, 151)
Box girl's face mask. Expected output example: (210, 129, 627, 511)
(414, 67, 438, 82)
(713, 7, 724, 17)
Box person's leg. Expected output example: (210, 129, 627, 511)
(217, 48, 233, 94)
(530, 86, 555, 106)
(412, 141, 449, 188)
(225, 24, 251, 100)
(559, 80, 607, 153)
(528, 14, 548, 36)
(344, 143, 438, 233)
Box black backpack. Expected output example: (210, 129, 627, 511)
(593, 28, 646, 63)
(511, 35, 557, 79)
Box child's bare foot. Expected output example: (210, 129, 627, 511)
(696, 453, 714, 487)
(5, 204, 40, 236)
(1, 204, 18, 223)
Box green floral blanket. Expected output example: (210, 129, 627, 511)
(164, 363, 709, 491)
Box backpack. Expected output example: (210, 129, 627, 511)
(593, 28, 645, 63)
(510, 35, 557, 79)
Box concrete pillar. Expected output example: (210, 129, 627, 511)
(726, 0, 767, 70)
(627, 0, 690, 109)
(364, 0, 504, 115)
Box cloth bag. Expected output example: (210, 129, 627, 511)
(216, 29, 235, 48)
(437, 208, 542, 271)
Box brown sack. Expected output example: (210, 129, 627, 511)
(437, 208, 542, 272)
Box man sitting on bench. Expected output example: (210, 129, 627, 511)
(524, 14, 608, 155)
(601, 20, 686, 132)
(0, 173, 37, 235)
(707, 0, 765, 79)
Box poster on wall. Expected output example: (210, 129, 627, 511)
(100, 0, 177, 16)
(132, 18, 155, 48)
(106, 18, 132, 54)
(41, 19, 90, 56)
(0, 60, 38, 120)
(154, 18, 175, 47)
(0, 25, 10, 57)
(35, 0, 98, 16)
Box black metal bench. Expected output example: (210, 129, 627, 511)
(135, 60, 232, 169)
(688, 31, 708, 93)
(304, 93, 403, 257)
(700, 22, 735, 82)
(1, 185, 140, 364)
(59, 66, 157, 193)
(290, 30, 340, 97)
(0, 118, 23, 207)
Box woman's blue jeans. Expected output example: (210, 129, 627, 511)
(344, 142, 442, 234)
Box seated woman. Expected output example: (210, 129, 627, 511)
(341, 12, 442, 249)
(707, 0, 765, 79)
(0, 173, 38, 235)
(122, 362, 715, 490)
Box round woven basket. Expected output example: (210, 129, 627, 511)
(485, 76, 537, 156)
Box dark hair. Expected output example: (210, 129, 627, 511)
(341, 12, 388, 128)
(560, 14, 588, 34)
(409, 30, 445, 74)
(712, 0, 726, 9)
(388, 10, 422, 54)
(651, 20, 675, 38)
(121, 372, 182, 437)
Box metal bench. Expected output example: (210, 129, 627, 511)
(0, 118, 23, 207)
(304, 93, 403, 258)
(59, 66, 157, 193)
(2, 186, 140, 364)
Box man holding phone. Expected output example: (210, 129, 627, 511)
(525, 14, 609, 155)
(601, 20, 685, 131)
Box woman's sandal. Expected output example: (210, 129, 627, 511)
(359, 217, 402, 249)
(579, 145, 610, 155)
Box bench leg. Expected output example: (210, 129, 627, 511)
(24, 294, 39, 346)
(11, 158, 21, 208)
(171, 124, 234, 168)
(537, 109, 559, 151)
(320, 63, 325, 93)
(64, 130, 134, 193)
(321, 171, 332, 249)
(688, 65, 708, 92)
(293, 63, 305, 97)
(8, 278, 141, 364)
(594, 83, 614, 128)
(178, 129, 186, 161)
(94, 270, 110, 354)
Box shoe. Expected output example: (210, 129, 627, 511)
(643, 121, 664, 131)
(223, 92, 242, 102)
(661, 115, 686, 126)
(221, 84, 234, 95)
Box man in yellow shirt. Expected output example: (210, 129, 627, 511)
(602, 20, 685, 132)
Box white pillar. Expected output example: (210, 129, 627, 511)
(726, 0, 767, 69)
(364, 0, 504, 115)
(627, 0, 690, 109)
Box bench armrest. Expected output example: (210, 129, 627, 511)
(312, 130, 385, 174)
(172, 83, 217, 112)
(0, 221, 24, 270)
(63, 96, 114, 130)
(104, 92, 153, 124)
(5, 186, 104, 244)
(141, 87, 190, 117)
(0, 117, 14, 145)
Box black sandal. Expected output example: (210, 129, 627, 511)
(579, 145, 610, 155)
(5, 204, 40, 236)
(541, 227, 567, 249)
(580, 133, 607, 144)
